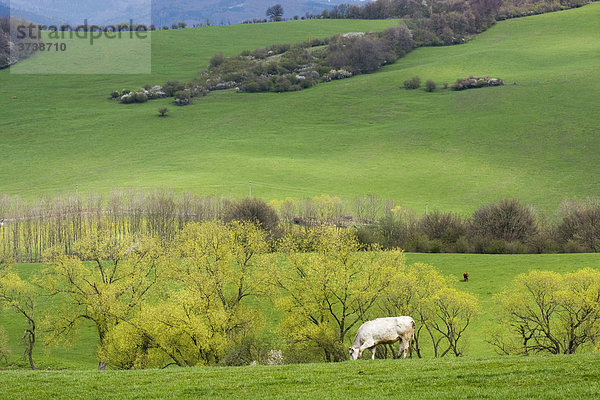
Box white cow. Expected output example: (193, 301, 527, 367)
(349, 316, 415, 360)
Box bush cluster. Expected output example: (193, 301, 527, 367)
(425, 80, 437, 92)
(120, 91, 149, 104)
(224, 198, 280, 232)
(452, 76, 504, 90)
(112, 81, 207, 106)
(125, 24, 414, 100)
(403, 76, 421, 89)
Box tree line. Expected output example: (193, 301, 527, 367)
(0, 222, 478, 369)
(319, 0, 594, 48)
(2, 222, 600, 370)
(323, 0, 592, 23)
(1, 192, 599, 263)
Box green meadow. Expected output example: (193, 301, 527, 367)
(3, 355, 600, 399)
(1, 253, 600, 398)
(1, 5, 599, 213)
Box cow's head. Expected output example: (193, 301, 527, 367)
(349, 346, 360, 360)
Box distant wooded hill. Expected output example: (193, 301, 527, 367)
(0, 0, 367, 27)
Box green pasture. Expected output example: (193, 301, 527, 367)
(1, 252, 599, 370)
(3, 354, 600, 399)
(0, 5, 599, 213)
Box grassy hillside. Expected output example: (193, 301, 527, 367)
(1, 253, 599, 369)
(1, 5, 599, 213)
(2, 354, 600, 399)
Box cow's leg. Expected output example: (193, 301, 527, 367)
(401, 338, 410, 359)
(371, 346, 376, 360)
(359, 340, 375, 360)
(396, 339, 403, 359)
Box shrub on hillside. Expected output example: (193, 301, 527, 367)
(327, 36, 391, 74)
(403, 76, 421, 89)
(321, 69, 352, 82)
(381, 25, 414, 57)
(174, 90, 192, 106)
(469, 199, 537, 243)
(425, 80, 437, 92)
(163, 81, 186, 97)
(120, 93, 135, 104)
(420, 211, 465, 244)
(556, 198, 600, 252)
(209, 52, 225, 67)
(452, 76, 503, 90)
(266, 43, 291, 55)
(270, 75, 293, 92)
(224, 198, 280, 232)
(133, 91, 148, 103)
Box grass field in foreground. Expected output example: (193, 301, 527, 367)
(1, 253, 599, 370)
(0, 5, 599, 213)
(2, 355, 600, 399)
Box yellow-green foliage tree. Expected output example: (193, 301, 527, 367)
(0, 265, 37, 369)
(381, 263, 478, 357)
(272, 226, 404, 362)
(492, 269, 600, 355)
(100, 221, 270, 368)
(38, 227, 165, 369)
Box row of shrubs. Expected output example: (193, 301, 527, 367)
(351, 198, 600, 254)
(1, 191, 599, 261)
(183, 196, 600, 255)
(111, 81, 208, 106)
(111, 25, 416, 103)
(263, 197, 600, 254)
(403, 75, 504, 91)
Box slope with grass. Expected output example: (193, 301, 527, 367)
(0, 5, 599, 213)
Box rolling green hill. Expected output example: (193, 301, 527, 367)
(0, 5, 599, 214)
